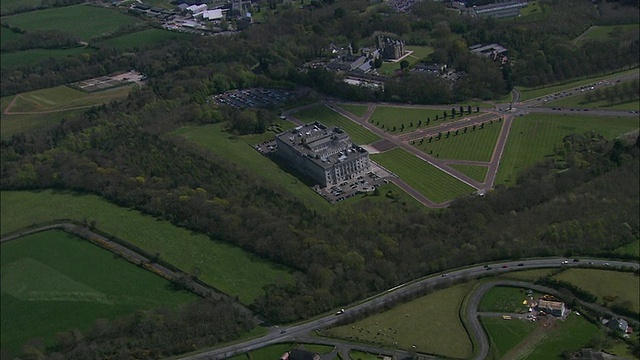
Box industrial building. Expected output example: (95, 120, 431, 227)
(275, 122, 371, 187)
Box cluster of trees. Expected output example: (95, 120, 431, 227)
(1, 29, 80, 52)
(584, 79, 640, 105)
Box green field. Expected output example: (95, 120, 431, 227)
(575, 24, 640, 44)
(2, 5, 142, 41)
(1, 28, 24, 48)
(372, 148, 476, 203)
(0, 230, 196, 357)
(369, 106, 458, 134)
(449, 164, 488, 183)
(1, 190, 293, 304)
(378, 46, 434, 75)
(293, 104, 381, 144)
(553, 269, 640, 313)
(96, 28, 190, 50)
(523, 313, 599, 359)
(480, 317, 538, 360)
(324, 282, 474, 358)
(238, 118, 297, 144)
(543, 91, 639, 112)
(479, 286, 536, 313)
(338, 103, 369, 118)
(517, 68, 639, 101)
(495, 114, 640, 185)
(172, 123, 330, 212)
(413, 120, 502, 161)
(614, 239, 640, 257)
(1, 47, 94, 70)
(519, 1, 542, 17)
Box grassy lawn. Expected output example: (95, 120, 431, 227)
(575, 24, 639, 44)
(2, 5, 142, 41)
(1, 47, 94, 70)
(369, 106, 457, 134)
(449, 164, 488, 183)
(378, 46, 434, 76)
(338, 103, 368, 118)
(1, 109, 84, 140)
(412, 119, 502, 162)
(517, 68, 639, 101)
(96, 28, 191, 50)
(294, 105, 381, 144)
(238, 118, 297, 144)
(0, 190, 293, 304)
(614, 239, 640, 257)
(553, 269, 640, 313)
(478, 286, 537, 313)
(480, 317, 538, 359)
(543, 92, 639, 112)
(372, 148, 476, 203)
(1, 28, 24, 48)
(172, 123, 330, 212)
(523, 313, 599, 360)
(495, 114, 640, 186)
(325, 282, 474, 358)
(519, 1, 542, 17)
(0, 230, 196, 357)
(498, 268, 557, 282)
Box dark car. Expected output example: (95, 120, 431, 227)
(517, 263, 524, 267)
(502, 265, 508, 268)
(573, 259, 580, 262)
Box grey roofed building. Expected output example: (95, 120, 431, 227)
(275, 122, 370, 187)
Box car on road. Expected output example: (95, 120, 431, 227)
(335, 308, 345, 315)
(501, 265, 508, 268)
(603, 262, 610, 266)
(517, 263, 524, 266)
(442, 273, 449, 277)
(561, 260, 569, 264)
(573, 259, 580, 262)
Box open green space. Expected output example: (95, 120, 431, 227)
(324, 282, 474, 358)
(238, 118, 297, 144)
(0, 230, 196, 357)
(519, 1, 543, 17)
(294, 104, 381, 144)
(1, 190, 293, 304)
(372, 148, 476, 203)
(448, 164, 488, 183)
(339, 182, 425, 210)
(96, 28, 190, 50)
(516, 68, 639, 101)
(523, 313, 599, 360)
(172, 122, 330, 212)
(369, 106, 458, 134)
(2, 5, 142, 41)
(553, 269, 640, 313)
(1, 47, 94, 70)
(412, 119, 502, 162)
(495, 114, 640, 185)
(1, 109, 84, 140)
(1, 28, 24, 48)
(480, 317, 538, 360)
(614, 239, 640, 257)
(479, 286, 536, 313)
(378, 46, 434, 75)
(543, 92, 639, 112)
(338, 103, 368, 118)
(574, 24, 639, 44)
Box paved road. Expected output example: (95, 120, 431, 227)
(181, 257, 639, 360)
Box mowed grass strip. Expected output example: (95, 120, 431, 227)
(324, 282, 474, 358)
(480, 317, 538, 360)
(369, 106, 453, 134)
(495, 114, 639, 186)
(448, 164, 488, 183)
(543, 89, 640, 112)
(172, 123, 329, 212)
(1, 190, 293, 304)
(294, 105, 381, 144)
(2, 5, 142, 41)
(412, 120, 502, 162)
(96, 28, 191, 50)
(1, 109, 83, 140)
(338, 103, 368, 118)
(523, 313, 599, 360)
(516, 68, 639, 101)
(8, 85, 133, 113)
(553, 269, 640, 313)
(0, 230, 196, 357)
(478, 286, 536, 313)
(1, 47, 94, 70)
(372, 148, 475, 203)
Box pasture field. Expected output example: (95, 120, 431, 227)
(517, 68, 639, 101)
(523, 313, 599, 359)
(172, 123, 330, 212)
(96, 28, 190, 50)
(543, 92, 639, 111)
(338, 103, 369, 118)
(1, 109, 82, 140)
(323, 282, 474, 358)
(480, 317, 538, 360)
(498, 268, 557, 282)
(575, 24, 639, 44)
(412, 119, 502, 162)
(0, 190, 293, 304)
(1, 47, 93, 70)
(495, 114, 639, 185)
(2, 5, 142, 41)
(553, 269, 640, 313)
(369, 106, 457, 134)
(371, 148, 476, 203)
(519, 1, 542, 17)
(0, 230, 196, 357)
(478, 286, 537, 313)
(294, 105, 381, 144)
(448, 164, 488, 183)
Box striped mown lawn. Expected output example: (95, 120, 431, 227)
(449, 164, 488, 183)
(338, 103, 368, 117)
(294, 105, 381, 144)
(372, 148, 475, 203)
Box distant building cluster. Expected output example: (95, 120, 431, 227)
(376, 35, 406, 60)
(275, 122, 371, 187)
(468, 0, 528, 18)
(470, 43, 508, 64)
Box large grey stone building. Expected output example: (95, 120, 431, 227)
(275, 122, 370, 187)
